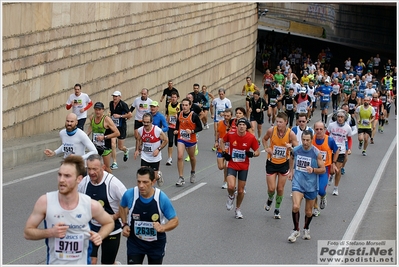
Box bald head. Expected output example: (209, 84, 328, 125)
(65, 113, 78, 131)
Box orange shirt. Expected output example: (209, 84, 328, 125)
(312, 135, 332, 166)
(217, 120, 230, 152)
(177, 111, 197, 143)
(268, 126, 291, 164)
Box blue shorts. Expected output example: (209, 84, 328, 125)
(320, 102, 329, 110)
(292, 189, 317, 200)
(216, 151, 224, 158)
(177, 139, 196, 148)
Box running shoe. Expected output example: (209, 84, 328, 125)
(123, 149, 129, 162)
(274, 209, 281, 219)
(302, 229, 311, 240)
(288, 230, 300, 243)
(378, 126, 381, 133)
(235, 208, 243, 219)
(320, 196, 327, 209)
(332, 188, 339, 196)
(176, 177, 185, 187)
(362, 150, 367, 156)
(370, 138, 374, 144)
(358, 141, 363, 150)
(166, 158, 172, 166)
(257, 138, 261, 145)
(313, 208, 320, 217)
(226, 195, 235, 211)
(341, 167, 345, 175)
(329, 174, 334, 185)
(264, 199, 273, 211)
(157, 171, 164, 187)
(221, 182, 227, 189)
(385, 119, 389, 125)
(380, 127, 384, 133)
(212, 147, 217, 151)
(110, 162, 118, 170)
(190, 172, 195, 183)
(184, 155, 190, 161)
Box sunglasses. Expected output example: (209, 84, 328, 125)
(298, 120, 306, 123)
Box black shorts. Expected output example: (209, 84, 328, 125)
(117, 126, 127, 139)
(335, 153, 346, 163)
(226, 168, 249, 182)
(266, 160, 290, 175)
(250, 115, 264, 125)
(358, 128, 372, 136)
(134, 120, 143, 130)
(141, 159, 160, 171)
(264, 84, 272, 90)
(168, 127, 178, 147)
(91, 232, 121, 264)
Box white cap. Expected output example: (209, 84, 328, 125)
(112, 91, 121, 96)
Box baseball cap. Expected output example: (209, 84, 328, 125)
(150, 101, 159, 107)
(349, 73, 354, 76)
(112, 91, 121, 96)
(237, 118, 251, 128)
(94, 102, 105, 109)
(300, 87, 307, 93)
(303, 71, 308, 75)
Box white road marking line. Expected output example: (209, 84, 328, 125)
(329, 135, 397, 265)
(170, 182, 207, 201)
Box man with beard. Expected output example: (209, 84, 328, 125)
(78, 154, 127, 264)
(44, 113, 97, 162)
(355, 96, 375, 156)
(66, 83, 93, 130)
(24, 155, 114, 265)
(87, 102, 121, 173)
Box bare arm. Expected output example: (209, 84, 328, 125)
(105, 116, 121, 139)
(119, 205, 130, 237)
(153, 217, 179, 233)
(90, 200, 114, 245)
(24, 195, 69, 240)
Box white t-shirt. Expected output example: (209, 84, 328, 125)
(132, 97, 153, 121)
(54, 128, 97, 160)
(364, 88, 376, 98)
(327, 121, 352, 154)
(212, 97, 232, 122)
(373, 57, 380, 66)
(66, 93, 92, 120)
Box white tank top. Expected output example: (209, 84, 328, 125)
(45, 191, 92, 265)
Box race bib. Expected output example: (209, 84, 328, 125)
(92, 133, 105, 146)
(134, 221, 157, 242)
(217, 108, 225, 115)
(180, 130, 190, 140)
(320, 151, 327, 162)
(231, 148, 245, 162)
(322, 95, 330, 101)
(272, 146, 287, 159)
(286, 104, 293, 110)
(361, 119, 370, 126)
(142, 144, 153, 153)
(169, 116, 177, 124)
(112, 117, 120, 127)
(63, 144, 74, 157)
(295, 155, 311, 172)
(54, 234, 84, 260)
(270, 98, 277, 105)
(349, 103, 355, 110)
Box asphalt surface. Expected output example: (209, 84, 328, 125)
(3, 101, 397, 265)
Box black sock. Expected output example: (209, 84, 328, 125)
(324, 114, 327, 123)
(381, 119, 385, 126)
(304, 215, 313, 229)
(292, 211, 300, 231)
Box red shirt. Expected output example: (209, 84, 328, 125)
(370, 99, 382, 119)
(223, 131, 259, 171)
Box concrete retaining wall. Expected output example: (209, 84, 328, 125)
(2, 2, 258, 140)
